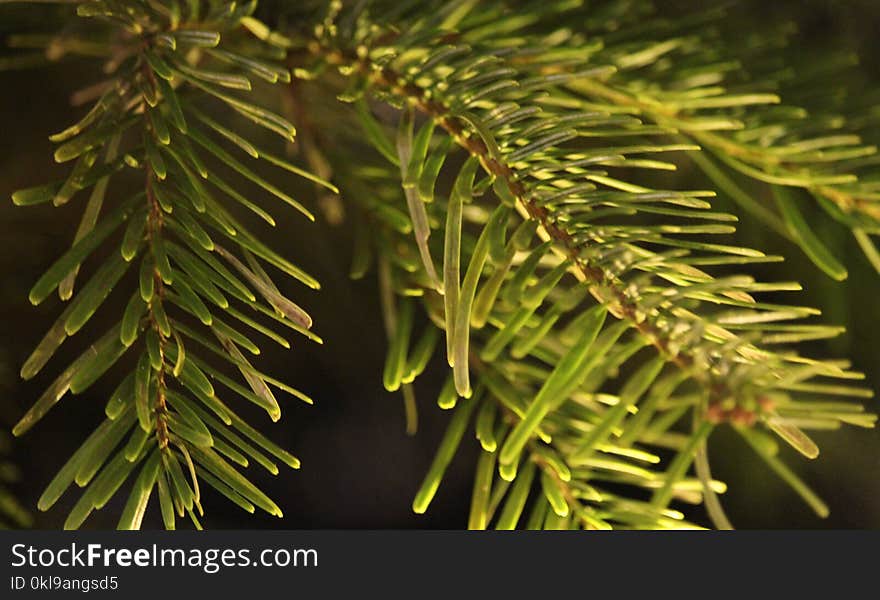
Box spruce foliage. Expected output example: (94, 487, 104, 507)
(2, 0, 878, 529)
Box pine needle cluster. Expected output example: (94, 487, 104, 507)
(2, 0, 878, 529)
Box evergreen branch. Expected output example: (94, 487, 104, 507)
(309, 39, 710, 390)
(281, 0, 876, 528)
(8, 0, 326, 529)
(305, 30, 844, 421)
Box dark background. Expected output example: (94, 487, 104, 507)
(1, 0, 879, 530)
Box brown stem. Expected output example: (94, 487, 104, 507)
(142, 57, 170, 450)
(144, 171, 170, 450)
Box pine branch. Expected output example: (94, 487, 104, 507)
(279, 0, 877, 528)
(8, 0, 326, 529)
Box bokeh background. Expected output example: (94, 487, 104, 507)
(1, 0, 879, 529)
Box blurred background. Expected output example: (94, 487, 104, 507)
(1, 0, 879, 529)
